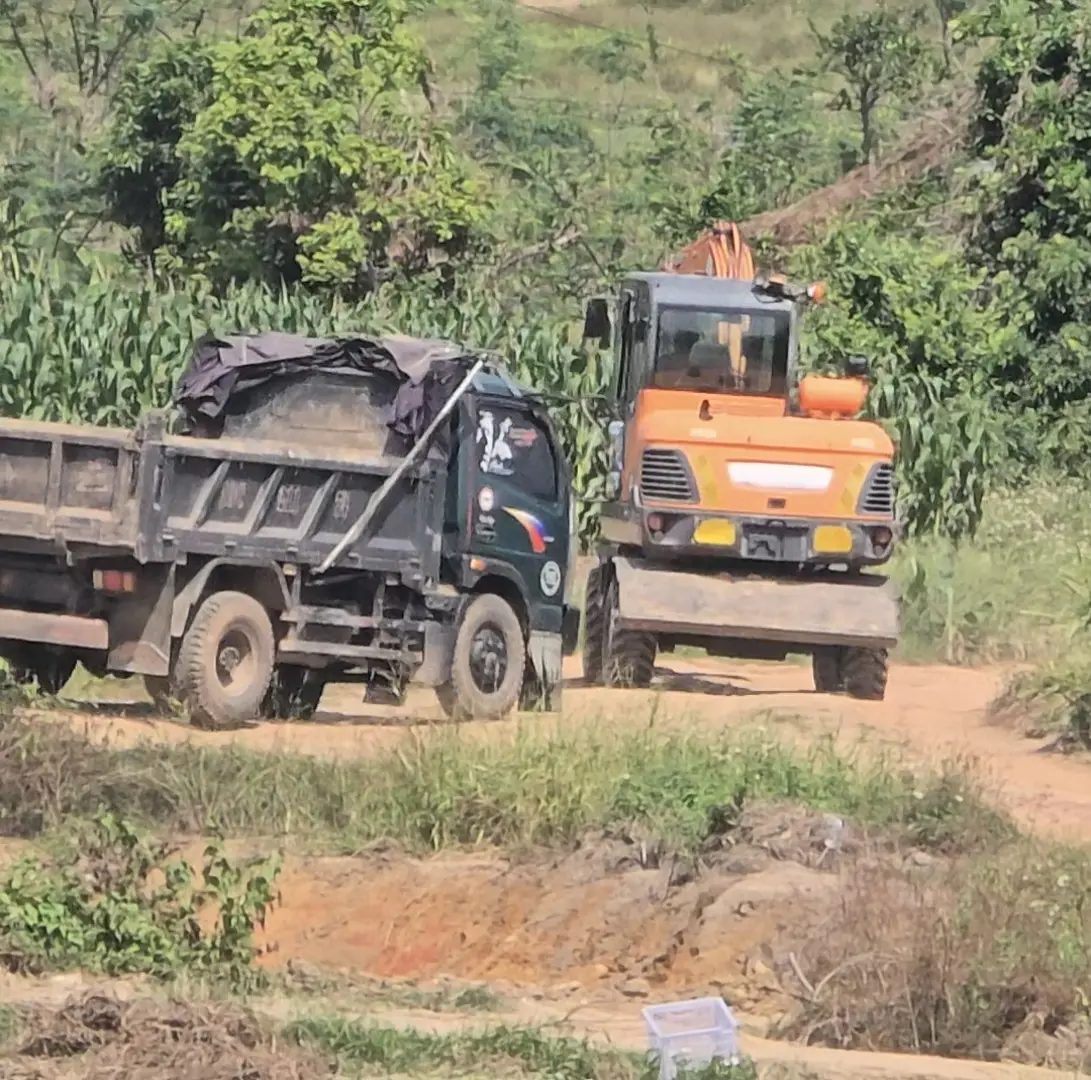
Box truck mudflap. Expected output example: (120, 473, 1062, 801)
(613, 556, 899, 649)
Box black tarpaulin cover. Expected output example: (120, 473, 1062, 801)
(173, 331, 479, 441)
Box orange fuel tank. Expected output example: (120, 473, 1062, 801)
(798, 375, 868, 418)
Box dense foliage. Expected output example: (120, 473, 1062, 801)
(3, 0, 1091, 545)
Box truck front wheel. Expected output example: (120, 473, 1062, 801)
(437, 593, 525, 722)
(176, 590, 276, 729)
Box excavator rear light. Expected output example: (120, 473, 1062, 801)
(813, 525, 853, 555)
(647, 512, 664, 534)
(807, 281, 827, 304)
(693, 519, 737, 547)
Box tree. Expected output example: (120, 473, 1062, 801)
(813, 7, 929, 164)
(699, 71, 844, 225)
(933, 0, 969, 78)
(100, 0, 489, 294)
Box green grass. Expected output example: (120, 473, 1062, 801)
(286, 1016, 755, 1080)
(892, 476, 1091, 665)
(0, 697, 1005, 853)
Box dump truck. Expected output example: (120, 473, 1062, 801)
(0, 333, 578, 726)
(580, 222, 899, 700)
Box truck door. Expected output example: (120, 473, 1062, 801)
(466, 397, 570, 611)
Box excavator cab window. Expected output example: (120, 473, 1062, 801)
(652, 305, 790, 396)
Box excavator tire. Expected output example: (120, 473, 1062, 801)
(582, 563, 606, 685)
(811, 647, 844, 694)
(602, 576, 656, 689)
(842, 647, 888, 702)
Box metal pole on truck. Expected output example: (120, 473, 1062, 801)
(316, 357, 487, 574)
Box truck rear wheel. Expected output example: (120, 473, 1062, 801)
(176, 590, 275, 729)
(581, 563, 606, 685)
(812, 647, 844, 694)
(4, 644, 76, 696)
(602, 578, 656, 689)
(264, 666, 326, 721)
(438, 593, 525, 722)
(842, 647, 889, 702)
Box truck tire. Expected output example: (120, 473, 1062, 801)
(842, 647, 888, 701)
(437, 593, 525, 722)
(176, 590, 276, 730)
(812, 647, 844, 694)
(581, 563, 606, 685)
(264, 666, 326, 721)
(602, 578, 656, 689)
(4, 645, 76, 696)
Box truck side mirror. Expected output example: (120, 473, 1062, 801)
(844, 355, 871, 380)
(583, 298, 611, 347)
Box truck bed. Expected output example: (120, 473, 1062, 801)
(0, 416, 446, 582)
(0, 417, 141, 553)
(141, 433, 445, 579)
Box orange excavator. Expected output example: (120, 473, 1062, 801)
(580, 222, 900, 700)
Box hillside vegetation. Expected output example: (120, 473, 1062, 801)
(6, 0, 1091, 683)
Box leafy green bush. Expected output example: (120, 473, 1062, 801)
(0, 814, 279, 988)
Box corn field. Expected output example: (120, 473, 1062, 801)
(0, 261, 612, 544)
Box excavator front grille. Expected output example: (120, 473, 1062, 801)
(858, 463, 895, 515)
(640, 449, 696, 503)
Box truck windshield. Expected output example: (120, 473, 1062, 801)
(652, 305, 791, 395)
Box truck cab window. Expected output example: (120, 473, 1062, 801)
(475, 406, 558, 501)
(653, 306, 790, 396)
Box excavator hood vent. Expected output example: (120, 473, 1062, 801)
(640, 448, 696, 503)
(858, 463, 896, 515)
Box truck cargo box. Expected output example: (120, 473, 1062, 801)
(0, 417, 141, 553)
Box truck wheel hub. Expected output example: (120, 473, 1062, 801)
(469, 625, 507, 694)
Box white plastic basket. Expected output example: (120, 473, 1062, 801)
(642, 997, 740, 1080)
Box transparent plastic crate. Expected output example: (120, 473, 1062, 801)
(642, 997, 740, 1080)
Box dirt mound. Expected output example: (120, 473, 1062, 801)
(257, 809, 867, 1013)
(4, 992, 331, 1079)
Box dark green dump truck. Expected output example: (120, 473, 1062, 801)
(0, 333, 578, 726)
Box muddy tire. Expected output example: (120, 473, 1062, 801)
(176, 591, 276, 730)
(437, 593, 525, 722)
(264, 665, 326, 721)
(811, 647, 844, 694)
(842, 647, 888, 702)
(602, 577, 656, 689)
(581, 563, 606, 685)
(5, 645, 76, 696)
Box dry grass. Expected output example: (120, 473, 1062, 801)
(2, 992, 331, 1079)
(776, 841, 1091, 1068)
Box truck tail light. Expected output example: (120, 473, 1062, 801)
(93, 569, 136, 593)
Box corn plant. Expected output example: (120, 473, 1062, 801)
(0, 263, 612, 547)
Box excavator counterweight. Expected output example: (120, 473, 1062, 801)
(580, 222, 900, 701)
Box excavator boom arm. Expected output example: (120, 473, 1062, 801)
(661, 221, 755, 279)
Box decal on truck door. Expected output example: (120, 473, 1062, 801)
(477, 410, 514, 476)
(504, 508, 553, 554)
